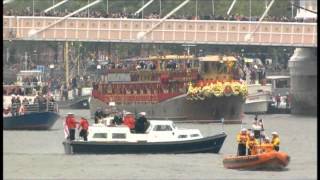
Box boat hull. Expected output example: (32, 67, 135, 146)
(90, 94, 244, 122)
(3, 112, 60, 130)
(57, 96, 90, 109)
(223, 151, 290, 170)
(63, 133, 227, 154)
(243, 100, 271, 114)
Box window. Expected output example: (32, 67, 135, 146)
(112, 133, 126, 139)
(190, 134, 199, 138)
(153, 125, 172, 131)
(93, 133, 107, 139)
(178, 135, 187, 138)
(276, 79, 290, 88)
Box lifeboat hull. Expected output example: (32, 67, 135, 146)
(223, 151, 290, 170)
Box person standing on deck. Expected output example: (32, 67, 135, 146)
(65, 113, 77, 141)
(271, 132, 280, 151)
(135, 112, 148, 133)
(236, 128, 248, 156)
(246, 133, 258, 155)
(252, 119, 262, 139)
(276, 94, 281, 108)
(78, 117, 89, 141)
(11, 94, 17, 116)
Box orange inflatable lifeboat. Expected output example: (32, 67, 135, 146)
(223, 151, 290, 170)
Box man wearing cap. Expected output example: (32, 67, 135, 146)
(271, 132, 280, 151)
(65, 113, 77, 140)
(78, 117, 89, 141)
(135, 112, 148, 133)
(236, 128, 248, 156)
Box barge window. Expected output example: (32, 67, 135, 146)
(178, 135, 187, 138)
(190, 134, 199, 137)
(93, 133, 108, 138)
(112, 133, 126, 139)
(153, 125, 172, 131)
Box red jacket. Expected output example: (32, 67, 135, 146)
(123, 115, 135, 129)
(66, 116, 77, 129)
(79, 118, 89, 130)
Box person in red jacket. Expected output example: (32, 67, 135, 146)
(122, 112, 135, 131)
(65, 112, 77, 140)
(78, 117, 89, 141)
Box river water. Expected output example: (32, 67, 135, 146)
(4, 109, 317, 180)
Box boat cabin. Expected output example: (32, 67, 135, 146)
(87, 120, 203, 143)
(198, 55, 238, 81)
(266, 75, 290, 96)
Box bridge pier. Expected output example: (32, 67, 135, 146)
(289, 48, 317, 116)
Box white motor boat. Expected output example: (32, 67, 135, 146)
(63, 119, 227, 154)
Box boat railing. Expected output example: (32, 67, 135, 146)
(92, 92, 182, 104)
(9, 102, 58, 114)
(105, 69, 199, 82)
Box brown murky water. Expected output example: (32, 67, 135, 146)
(4, 110, 317, 179)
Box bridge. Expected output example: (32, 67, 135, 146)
(3, 16, 317, 47)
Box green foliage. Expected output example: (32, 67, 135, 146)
(4, 0, 293, 17)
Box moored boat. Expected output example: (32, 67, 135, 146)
(56, 95, 90, 109)
(243, 84, 273, 114)
(4, 110, 60, 130)
(90, 55, 248, 123)
(63, 120, 227, 154)
(223, 151, 290, 170)
(3, 70, 60, 130)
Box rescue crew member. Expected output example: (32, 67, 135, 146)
(246, 133, 258, 155)
(271, 132, 280, 151)
(260, 136, 274, 153)
(65, 112, 77, 140)
(78, 117, 89, 141)
(236, 128, 248, 156)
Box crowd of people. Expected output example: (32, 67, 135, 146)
(94, 107, 150, 134)
(236, 115, 280, 156)
(64, 108, 150, 141)
(4, 6, 315, 23)
(5, 93, 56, 117)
